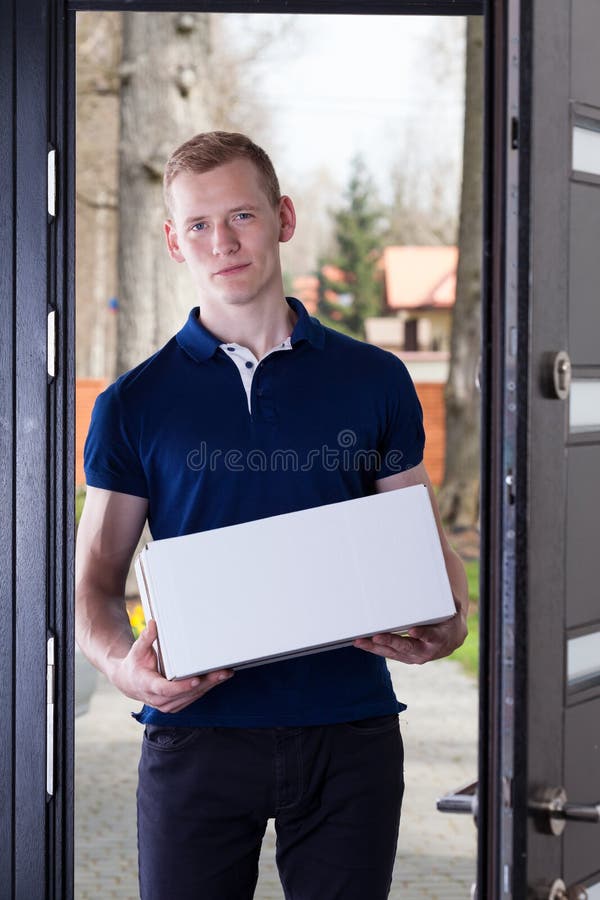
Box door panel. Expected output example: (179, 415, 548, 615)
(566, 446, 600, 628)
(569, 184, 600, 366)
(564, 6, 600, 892)
(12, 0, 54, 896)
(0, 0, 16, 892)
(571, 0, 600, 107)
(564, 699, 600, 885)
(523, 0, 570, 889)
(523, 0, 600, 893)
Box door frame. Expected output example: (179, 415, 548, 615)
(1, 0, 528, 896)
(1, 2, 77, 898)
(480, 0, 531, 895)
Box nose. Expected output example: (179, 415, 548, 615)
(212, 222, 240, 256)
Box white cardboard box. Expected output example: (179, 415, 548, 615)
(134, 483, 455, 680)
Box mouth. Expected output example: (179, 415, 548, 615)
(214, 263, 251, 277)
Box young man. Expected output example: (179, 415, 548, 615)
(76, 131, 468, 900)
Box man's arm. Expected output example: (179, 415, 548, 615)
(75, 486, 233, 713)
(353, 462, 469, 665)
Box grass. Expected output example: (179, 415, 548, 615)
(450, 610, 479, 676)
(463, 559, 479, 605)
(448, 558, 480, 677)
(75, 485, 86, 527)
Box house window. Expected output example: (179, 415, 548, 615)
(404, 319, 418, 351)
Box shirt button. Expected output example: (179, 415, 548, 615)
(227, 346, 235, 352)
(245, 360, 254, 369)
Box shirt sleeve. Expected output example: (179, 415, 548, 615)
(375, 355, 426, 480)
(83, 384, 149, 498)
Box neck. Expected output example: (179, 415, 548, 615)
(198, 295, 297, 360)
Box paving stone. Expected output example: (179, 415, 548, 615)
(75, 656, 477, 899)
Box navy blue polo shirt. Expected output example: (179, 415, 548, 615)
(84, 297, 425, 727)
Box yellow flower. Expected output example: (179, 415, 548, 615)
(128, 603, 146, 639)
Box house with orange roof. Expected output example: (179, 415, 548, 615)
(363, 247, 458, 484)
(364, 245, 457, 387)
(377, 245, 457, 351)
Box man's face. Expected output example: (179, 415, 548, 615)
(164, 158, 295, 310)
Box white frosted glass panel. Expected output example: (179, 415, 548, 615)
(567, 631, 600, 685)
(569, 380, 600, 432)
(573, 124, 600, 176)
(587, 883, 600, 899)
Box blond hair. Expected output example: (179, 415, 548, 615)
(163, 131, 281, 213)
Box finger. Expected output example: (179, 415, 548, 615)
(371, 632, 399, 646)
(146, 668, 234, 701)
(131, 618, 158, 654)
(150, 671, 234, 712)
(408, 625, 440, 641)
(185, 669, 235, 695)
(354, 634, 433, 664)
(371, 632, 420, 654)
(143, 618, 158, 638)
(354, 636, 390, 650)
(353, 633, 396, 649)
(409, 615, 460, 640)
(354, 636, 404, 655)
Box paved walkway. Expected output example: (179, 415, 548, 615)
(75, 658, 477, 899)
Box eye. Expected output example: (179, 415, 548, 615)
(190, 221, 207, 232)
(234, 212, 253, 222)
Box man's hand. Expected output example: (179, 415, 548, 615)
(76, 488, 235, 714)
(353, 609, 468, 666)
(108, 619, 234, 714)
(368, 463, 471, 666)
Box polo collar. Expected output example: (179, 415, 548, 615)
(176, 308, 222, 363)
(176, 296, 324, 364)
(286, 296, 325, 350)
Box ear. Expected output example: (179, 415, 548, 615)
(164, 219, 186, 263)
(278, 196, 296, 244)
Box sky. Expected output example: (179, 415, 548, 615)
(228, 13, 466, 210)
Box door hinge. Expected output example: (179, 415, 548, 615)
(511, 117, 519, 149)
(46, 634, 55, 797)
(47, 147, 56, 219)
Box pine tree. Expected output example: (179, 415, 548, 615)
(318, 156, 385, 338)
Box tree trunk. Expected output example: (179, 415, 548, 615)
(116, 12, 272, 374)
(116, 13, 214, 374)
(437, 15, 484, 529)
(75, 12, 121, 378)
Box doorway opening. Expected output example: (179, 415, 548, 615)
(74, 10, 482, 897)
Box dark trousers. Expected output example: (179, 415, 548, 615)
(137, 714, 404, 900)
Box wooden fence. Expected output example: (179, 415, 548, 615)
(76, 379, 445, 488)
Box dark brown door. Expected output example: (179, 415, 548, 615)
(518, 0, 600, 895)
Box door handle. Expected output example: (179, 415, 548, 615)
(436, 779, 478, 824)
(531, 879, 588, 900)
(529, 787, 600, 836)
